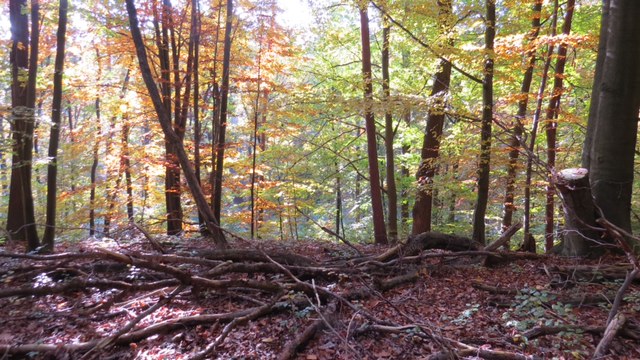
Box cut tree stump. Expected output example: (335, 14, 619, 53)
(555, 168, 602, 256)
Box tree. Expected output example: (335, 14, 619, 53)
(381, 15, 398, 242)
(42, 0, 69, 251)
(212, 0, 233, 226)
(471, 0, 495, 244)
(581, 0, 640, 251)
(126, 0, 228, 247)
(359, 4, 387, 245)
(7, 0, 39, 251)
(543, 0, 575, 252)
(411, 0, 453, 236)
(501, 0, 542, 239)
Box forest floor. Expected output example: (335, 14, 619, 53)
(0, 231, 639, 360)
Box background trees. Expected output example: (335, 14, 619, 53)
(1, 0, 636, 254)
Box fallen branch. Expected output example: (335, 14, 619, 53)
(593, 313, 626, 359)
(189, 292, 284, 360)
(278, 301, 338, 360)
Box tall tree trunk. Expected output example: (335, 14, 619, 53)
(42, 0, 68, 252)
(89, 96, 101, 236)
(359, 6, 387, 244)
(212, 0, 233, 224)
(581, 0, 609, 169)
(544, 0, 574, 252)
(192, 0, 206, 234)
(583, 0, 640, 242)
(209, 2, 223, 211)
(126, 0, 228, 247)
(409, 0, 453, 236)
(250, 19, 265, 240)
(501, 0, 542, 240)
(471, 0, 495, 244)
(163, 0, 183, 235)
(523, 0, 558, 252)
(122, 123, 134, 222)
(8, 0, 40, 250)
(381, 19, 398, 242)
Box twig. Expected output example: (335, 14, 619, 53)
(80, 285, 186, 359)
(188, 292, 283, 360)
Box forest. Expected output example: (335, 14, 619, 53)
(1, 0, 640, 358)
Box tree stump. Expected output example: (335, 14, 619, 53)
(555, 168, 601, 256)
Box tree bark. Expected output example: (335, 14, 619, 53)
(411, 0, 453, 236)
(523, 0, 558, 253)
(126, 0, 227, 247)
(544, 0, 575, 252)
(7, 0, 40, 250)
(382, 19, 398, 243)
(359, 6, 387, 244)
(555, 168, 600, 256)
(212, 0, 233, 225)
(501, 0, 542, 238)
(584, 0, 640, 242)
(42, 0, 68, 251)
(471, 0, 495, 244)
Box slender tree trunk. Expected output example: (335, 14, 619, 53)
(42, 0, 68, 251)
(359, 6, 387, 244)
(472, 0, 495, 244)
(122, 123, 134, 222)
(501, 0, 542, 238)
(544, 0, 574, 252)
(212, 0, 233, 224)
(164, 0, 184, 235)
(250, 20, 265, 240)
(89, 96, 101, 236)
(192, 0, 206, 234)
(381, 19, 398, 242)
(209, 2, 223, 211)
(8, 0, 40, 250)
(523, 0, 558, 252)
(126, 0, 227, 247)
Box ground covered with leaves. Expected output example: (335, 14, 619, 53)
(0, 230, 639, 360)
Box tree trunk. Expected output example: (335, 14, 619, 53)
(501, 0, 542, 239)
(382, 20, 398, 243)
(471, 0, 495, 244)
(584, 0, 640, 246)
(42, 0, 68, 252)
(89, 96, 101, 236)
(581, 0, 610, 169)
(544, 0, 575, 252)
(411, 0, 453, 236)
(8, 0, 40, 250)
(359, 6, 387, 244)
(555, 168, 600, 256)
(192, 0, 205, 234)
(126, 0, 227, 247)
(523, 0, 559, 253)
(212, 0, 233, 225)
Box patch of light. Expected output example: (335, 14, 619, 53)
(277, 0, 313, 29)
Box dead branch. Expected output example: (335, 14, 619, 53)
(278, 301, 338, 360)
(593, 313, 626, 359)
(132, 222, 167, 254)
(484, 222, 522, 251)
(189, 292, 284, 360)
